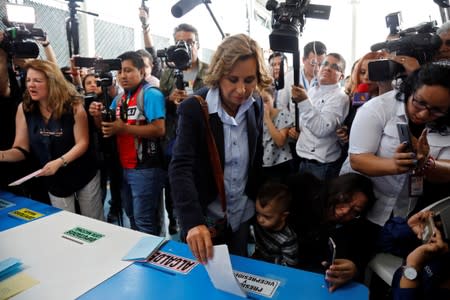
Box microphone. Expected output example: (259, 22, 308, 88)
(171, 0, 204, 18)
(352, 83, 370, 106)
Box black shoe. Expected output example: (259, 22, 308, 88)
(168, 220, 178, 235)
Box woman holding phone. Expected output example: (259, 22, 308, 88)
(340, 63, 450, 239)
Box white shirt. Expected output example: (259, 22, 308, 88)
(205, 88, 255, 231)
(276, 67, 318, 113)
(295, 83, 349, 163)
(340, 90, 450, 226)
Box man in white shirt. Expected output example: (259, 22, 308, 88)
(291, 53, 349, 181)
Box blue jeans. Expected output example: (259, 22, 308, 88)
(299, 158, 341, 181)
(121, 168, 165, 235)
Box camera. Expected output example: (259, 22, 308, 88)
(157, 40, 192, 71)
(1, 4, 46, 59)
(101, 108, 116, 122)
(157, 40, 192, 90)
(369, 20, 441, 81)
(74, 57, 121, 88)
(266, 0, 330, 53)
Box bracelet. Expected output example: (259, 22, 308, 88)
(60, 156, 68, 167)
(1, 151, 4, 161)
(142, 24, 150, 31)
(418, 155, 436, 174)
(42, 42, 50, 48)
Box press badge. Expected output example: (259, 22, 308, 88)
(409, 173, 423, 197)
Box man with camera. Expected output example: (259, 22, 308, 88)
(89, 51, 166, 235)
(291, 53, 349, 181)
(158, 23, 209, 235)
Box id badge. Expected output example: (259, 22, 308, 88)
(409, 173, 424, 197)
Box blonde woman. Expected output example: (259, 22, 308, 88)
(170, 34, 272, 263)
(0, 59, 103, 220)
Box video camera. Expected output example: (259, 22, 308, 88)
(157, 40, 192, 90)
(157, 40, 192, 71)
(1, 4, 46, 59)
(266, 0, 331, 53)
(74, 57, 121, 87)
(368, 20, 441, 81)
(73, 57, 121, 122)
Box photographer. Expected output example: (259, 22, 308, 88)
(89, 51, 166, 235)
(159, 23, 209, 234)
(82, 73, 122, 223)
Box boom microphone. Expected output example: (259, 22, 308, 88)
(171, 0, 204, 18)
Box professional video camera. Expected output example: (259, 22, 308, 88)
(74, 57, 121, 122)
(157, 40, 192, 90)
(0, 4, 46, 59)
(266, 0, 331, 53)
(369, 20, 442, 81)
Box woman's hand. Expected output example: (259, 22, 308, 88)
(393, 142, 417, 174)
(39, 158, 64, 176)
(407, 210, 433, 238)
(186, 225, 213, 264)
(323, 259, 357, 292)
(406, 226, 449, 270)
(414, 129, 430, 170)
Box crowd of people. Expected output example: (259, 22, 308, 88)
(1, 6, 450, 298)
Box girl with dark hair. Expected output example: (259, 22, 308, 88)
(287, 172, 376, 292)
(340, 63, 450, 235)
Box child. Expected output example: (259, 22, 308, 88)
(252, 182, 298, 267)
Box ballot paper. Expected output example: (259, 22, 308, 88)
(8, 169, 43, 186)
(204, 244, 247, 298)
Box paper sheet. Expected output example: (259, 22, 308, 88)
(8, 169, 43, 186)
(204, 244, 247, 298)
(0, 272, 39, 300)
(0, 211, 147, 300)
(122, 236, 166, 261)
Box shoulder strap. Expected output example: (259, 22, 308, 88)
(137, 83, 162, 114)
(192, 95, 227, 214)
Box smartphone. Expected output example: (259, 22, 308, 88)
(325, 237, 336, 289)
(396, 122, 413, 152)
(422, 216, 435, 243)
(327, 237, 336, 266)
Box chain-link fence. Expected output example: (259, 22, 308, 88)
(1, 0, 171, 67)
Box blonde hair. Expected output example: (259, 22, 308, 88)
(23, 59, 82, 119)
(204, 34, 272, 91)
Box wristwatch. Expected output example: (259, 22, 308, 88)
(403, 266, 418, 280)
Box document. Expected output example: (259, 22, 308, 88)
(8, 169, 43, 186)
(122, 236, 166, 261)
(204, 244, 247, 298)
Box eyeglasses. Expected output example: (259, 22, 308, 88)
(411, 94, 448, 117)
(321, 61, 342, 72)
(177, 39, 197, 47)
